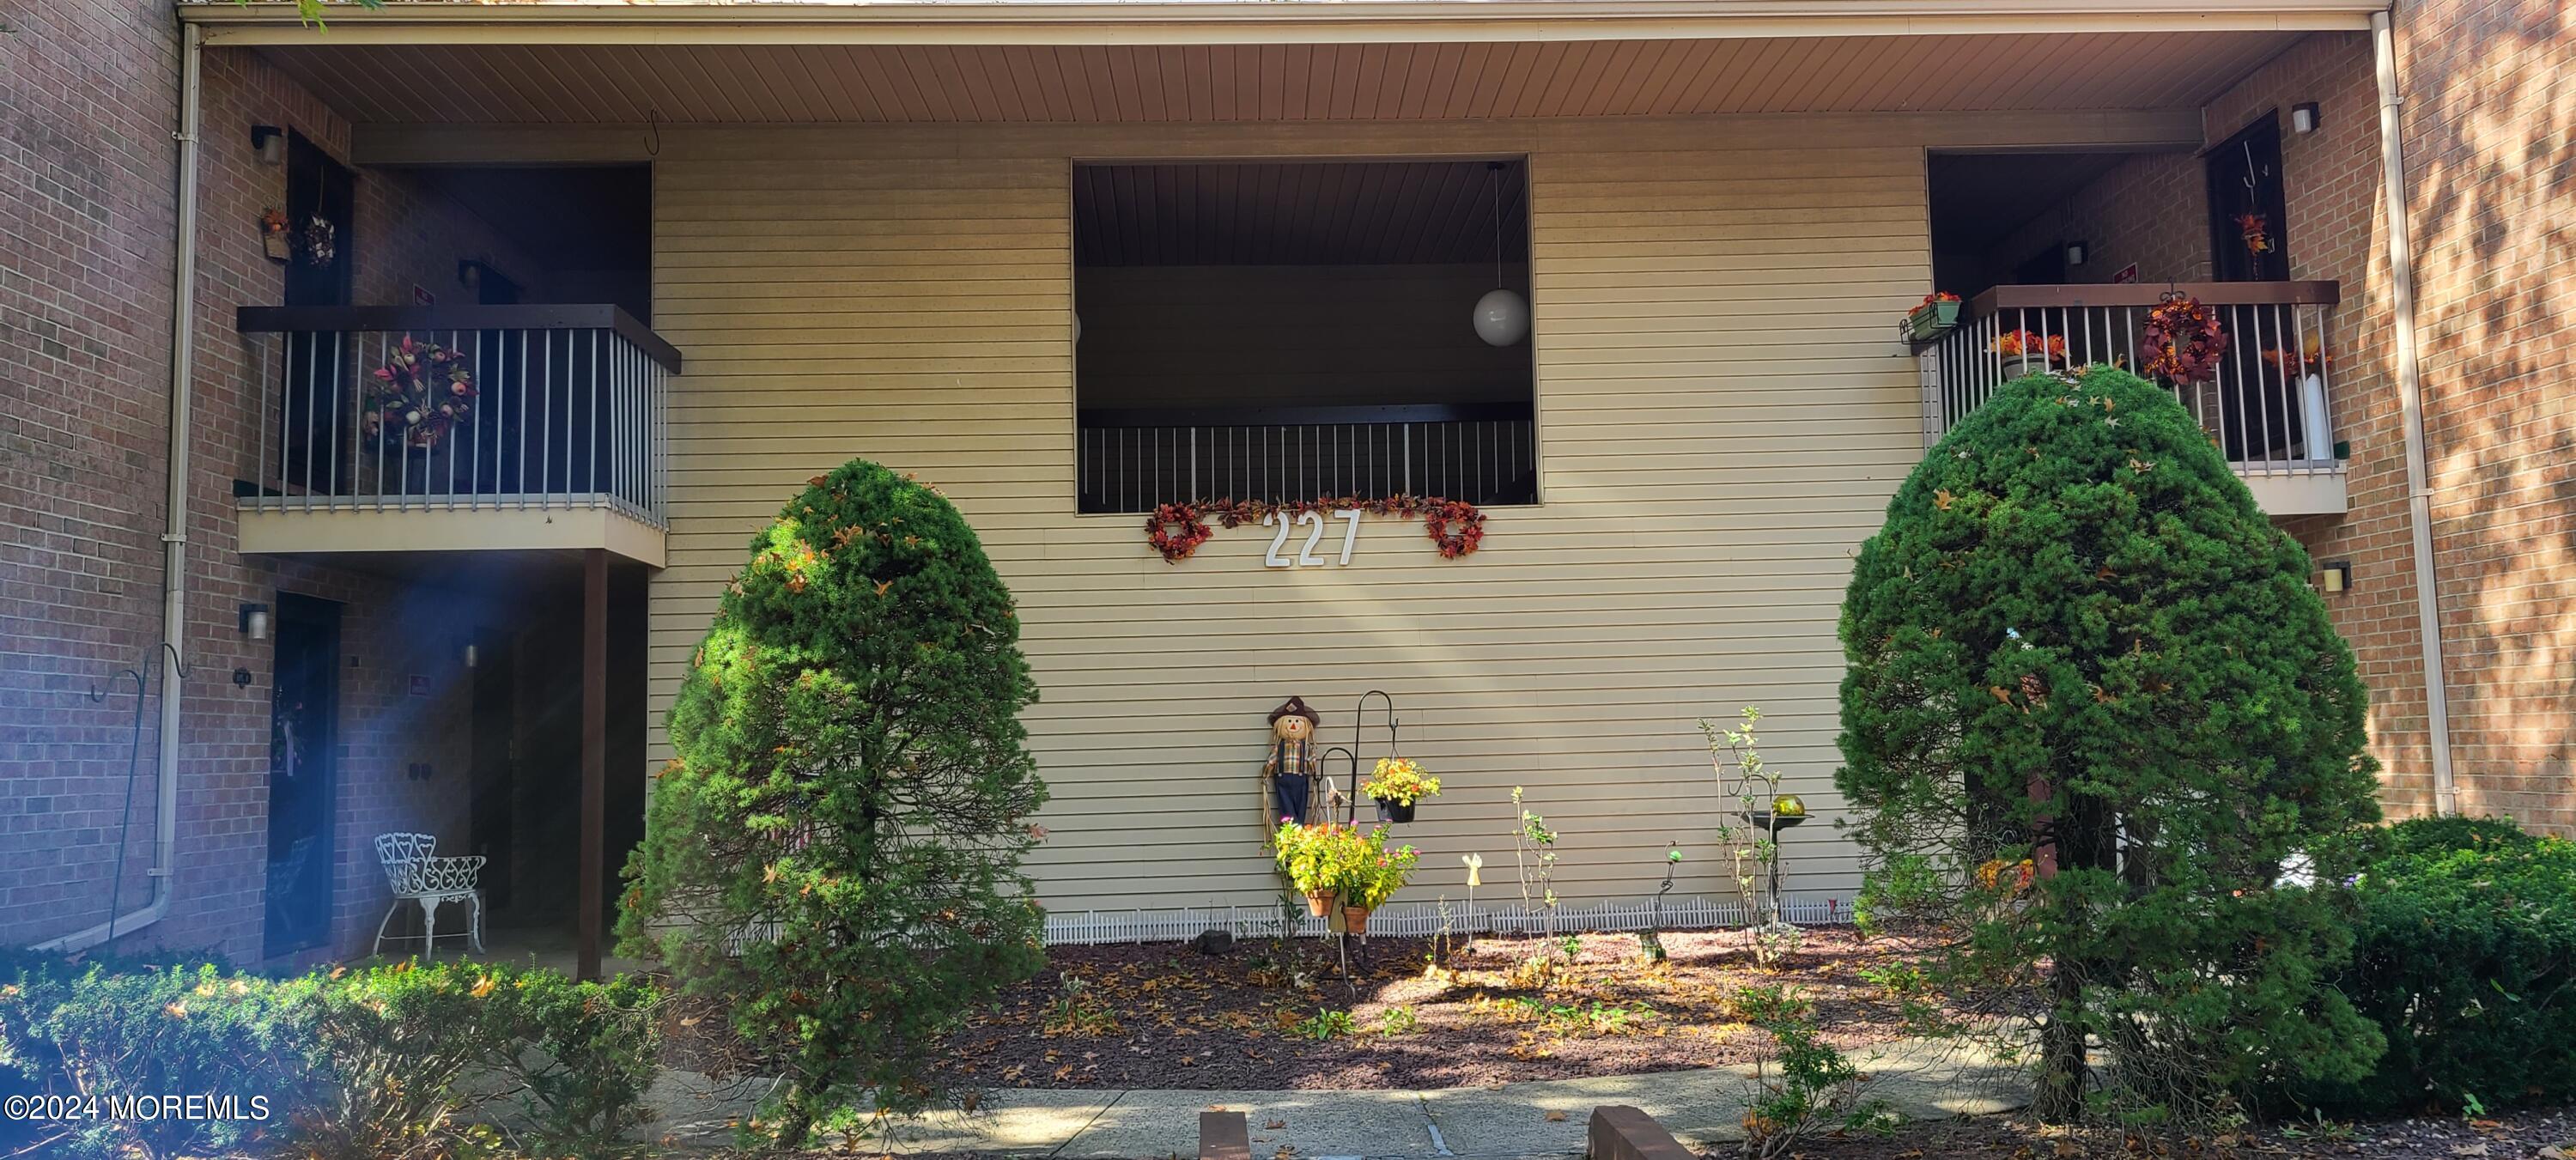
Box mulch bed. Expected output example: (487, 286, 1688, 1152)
(1779, 1105, 2574, 1159)
(924, 926, 1956, 1091)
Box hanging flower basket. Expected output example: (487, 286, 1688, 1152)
(1337, 904, 1374, 934)
(1306, 892, 1334, 918)
(1362, 756, 1440, 824)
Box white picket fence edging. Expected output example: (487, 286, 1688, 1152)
(1040, 895, 1852, 946)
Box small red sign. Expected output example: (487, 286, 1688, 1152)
(2111, 263, 2140, 285)
(412, 284, 437, 306)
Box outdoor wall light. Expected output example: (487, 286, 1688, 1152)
(2318, 561, 2352, 593)
(250, 126, 286, 166)
(2291, 102, 2321, 134)
(464, 642, 479, 669)
(2065, 240, 2090, 267)
(240, 602, 271, 641)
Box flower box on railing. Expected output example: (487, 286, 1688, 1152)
(1905, 295, 1963, 341)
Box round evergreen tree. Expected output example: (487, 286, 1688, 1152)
(619, 459, 1045, 1145)
(1836, 367, 2383, 1123)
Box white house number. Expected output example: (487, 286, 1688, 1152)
(1261, 509, 1364, 568)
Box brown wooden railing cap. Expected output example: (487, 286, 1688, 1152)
(1965, 280, 2341, 320)
(234, 303, 681, 373)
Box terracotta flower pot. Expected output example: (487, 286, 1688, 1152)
(1340, 905, 1373, 934)
(1306, 892, 1333, 917)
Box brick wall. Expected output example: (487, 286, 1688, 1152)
(2, 11, 568, 965)
(2189, 33, 2449, 820)
(0, 0, 185, 951)
(1982, 152, 2208, 288)
(2391, 0, 2576, 833)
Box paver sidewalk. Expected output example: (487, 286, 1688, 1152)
(645, 1038, 2027, 1157)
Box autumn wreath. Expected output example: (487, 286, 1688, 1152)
(2139, 293, 2228, 384)
(1143, 495, 1487, 563)
(363, 334, 477, 451)
(1146, 502, 1213, 562)
(1419, 499, 1486, 559)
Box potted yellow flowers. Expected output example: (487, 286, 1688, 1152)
(1273, 821, 1365, 916)
(1361, 756, 1441, 823)
(1338, 833, 1419, 932)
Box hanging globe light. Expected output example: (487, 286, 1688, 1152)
(1473, 288, 1529, 347)
(1470, 161, 1528, 347)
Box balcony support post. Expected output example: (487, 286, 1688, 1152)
(2374, 8, 2457, 814)
(579, 547, 608, 981)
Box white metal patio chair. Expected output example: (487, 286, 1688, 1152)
(372, 832, 486, 958)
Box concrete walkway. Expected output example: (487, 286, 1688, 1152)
(645, 1039, 2028, 1157)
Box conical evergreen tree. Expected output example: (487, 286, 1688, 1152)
(620, 459, 1045, 1145)
(1837, 367, 2382, 1123)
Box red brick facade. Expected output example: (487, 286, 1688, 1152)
(2391, 0, 2576, 832)
(3, 13, 562, 963)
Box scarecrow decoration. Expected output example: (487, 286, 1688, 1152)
(1262, 696, 1322, 825)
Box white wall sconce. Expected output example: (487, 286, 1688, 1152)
(2065, 240, 2090, 267)
(2291, 102, 2321, 134)
(2318, 561, 2352, 593)
(240, 603, 271, 641)
(464, 642, 480, 669)
(250, 125, 286, 166)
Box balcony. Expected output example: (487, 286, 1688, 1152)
(1077, 404, 1539, 514)
(1911, 282, 2347, 516)
(233, 305, 679, 567)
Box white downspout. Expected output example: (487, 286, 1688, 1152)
(38, 23, 202, 954)
(2372, 8, 2458, 815)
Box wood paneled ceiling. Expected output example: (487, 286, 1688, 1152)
(254, 31, 2311, 125)
(1075, 161, 1528, 267)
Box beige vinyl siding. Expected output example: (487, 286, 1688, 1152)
(647, 118, 1933, 915)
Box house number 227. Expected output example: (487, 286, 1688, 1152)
(1262, 509, 1363, 568)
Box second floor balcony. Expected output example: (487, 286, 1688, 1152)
(234, 305, 679, 566)
(1911, 282, 2348, 516)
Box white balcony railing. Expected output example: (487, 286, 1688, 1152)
(1077, 403, 1537, 514)
(234, 305, 678, 529)
(1913, 282, 2342, 477)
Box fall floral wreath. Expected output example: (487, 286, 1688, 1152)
(1147, 502, 1213, 562)
(2139, 293, 2228, 384)
(1143, 495, 1488, 563)
(363, 334, 477, 451)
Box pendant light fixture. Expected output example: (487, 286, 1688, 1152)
(1472, 161, 1530, 347)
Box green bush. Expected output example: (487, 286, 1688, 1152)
(0, 956, 659, 1160)
(2295, 823, 2576, 1114)
(0, 962, 312, 1159)
(2328, 813, 2540, 866)
(619, 459, 1048, 1147)
(1836, 367, 2384, 1125)
(287, 961, 661, 1158)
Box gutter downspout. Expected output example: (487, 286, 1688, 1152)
(38, 22, 202, 953)
(2372, 7, 2458, 815)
